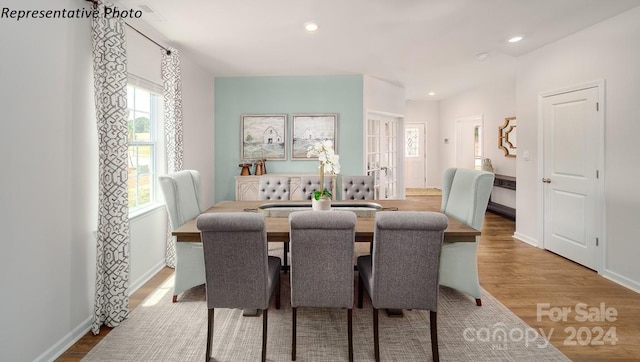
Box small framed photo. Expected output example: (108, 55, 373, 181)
(291, 114, 338, 159)
(240, 114, 287, 160)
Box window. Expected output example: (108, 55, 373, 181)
(405, 127, 419, 157)
(127, 83, 162, 212)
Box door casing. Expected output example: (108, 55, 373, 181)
(537, 80, 606, 273)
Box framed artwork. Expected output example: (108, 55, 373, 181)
(240, 114, 287, 160)
(290, 113, 338, 159)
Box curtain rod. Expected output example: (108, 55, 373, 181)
(86, 0, 171, 55)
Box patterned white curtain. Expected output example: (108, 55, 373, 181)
(91, 0, 130, 334)
(162, 48, 184, 268)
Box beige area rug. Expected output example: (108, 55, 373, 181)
(84, 272, 569, 361)
(406, 188, 442, 196)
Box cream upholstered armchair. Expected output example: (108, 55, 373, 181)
(158, 170, 206, 303)
(439, 167, 494, 306)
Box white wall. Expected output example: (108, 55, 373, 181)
(363, 75, 406, 116)
(181, 55, 216, 208)
(362, 75, 407, 196)
(0, 1, 216, 360)
(405, 100, 440, 187)
(0, 2, 95, 360)
(516, 6, 640, 289)
(438, 76, 517, 207)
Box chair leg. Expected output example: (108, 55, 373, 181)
(430, 311, 439, 362)
(373, 308, 380, 362)
(292, 307, 297, 361)
(357, 276, 364, 309)
(206, 309, 214, 362)
(276, 277, 281, 309)
(476, 298, 482, 306)
(348, 309, 353, 362)
(284, 243, 289, 272)
(262, 309, 268, 362)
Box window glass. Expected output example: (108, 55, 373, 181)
(127, 83, 161, 212)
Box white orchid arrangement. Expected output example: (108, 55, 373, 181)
(306, 140, 340, 200)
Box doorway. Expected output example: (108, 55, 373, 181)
(455, 115, 483, 170)
(365, 113, 401, 199)
(404, 123, 426, 188)
(540, 82, 604, 271)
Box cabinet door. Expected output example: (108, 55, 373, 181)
(236, 179, 259, 200)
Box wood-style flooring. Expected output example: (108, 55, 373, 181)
(56, 197, 640, 361)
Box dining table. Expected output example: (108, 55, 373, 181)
(172, 197, 479, 317)
(172, 198, 480, 243)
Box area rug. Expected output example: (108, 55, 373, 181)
(83, 273, 568, 362)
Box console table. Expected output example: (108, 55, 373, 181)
(487, 174, 516, 220)
(235, 174, 337, 201)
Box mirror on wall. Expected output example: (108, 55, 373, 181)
(498, 117, 516, 157)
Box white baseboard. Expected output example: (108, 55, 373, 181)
(128, 260, 169, 296)
(601, 268, 640, 294)
(40, 260, 169, 362)
(513, 232, 539, 247)
(35, 316, 93, 362)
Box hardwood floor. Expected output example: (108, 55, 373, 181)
(57, 199, 640, 361)
(55, 267, 175, 361)
(478, 211, 640, 361)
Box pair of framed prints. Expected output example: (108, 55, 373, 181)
(240, 113, 337, 160)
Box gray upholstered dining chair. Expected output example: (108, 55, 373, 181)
(439, 167, 494, 306)
(300, 175, 334, 200)
(341, 175, 375, 200)
(258, 175, 291, 269)
(258, 176, 290, 200)
(196, 212, 281, 362)
(158, 170, 206, 303)
(357, 211, 448, 362)
(289, 210, 357, 362)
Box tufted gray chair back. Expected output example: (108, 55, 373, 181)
(258, 176, 290, 200)
(300, 176, 334, 200)
(341, 175, 375, 200)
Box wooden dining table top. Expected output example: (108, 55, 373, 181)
(172, 198, 479, 243)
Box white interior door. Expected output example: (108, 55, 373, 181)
(404, 123, 426, 188)
(455, 115, 483, 170)
(366, 115, 400, 199)
(542, 86, 601, 270)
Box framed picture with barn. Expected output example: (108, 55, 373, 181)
(240, 114, 287, 160)
(291, 113, 338, 159)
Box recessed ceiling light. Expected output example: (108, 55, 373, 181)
(428, 91, 436, 96)
(304, 22, 319, 32)
(475, 52, 489, 61)
(507, 35, 523, 43)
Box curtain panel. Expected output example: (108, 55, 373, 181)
(91, 0, 130, 335)
(162, 48, 184, 268)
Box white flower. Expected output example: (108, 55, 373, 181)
(307, 140, 340, 175)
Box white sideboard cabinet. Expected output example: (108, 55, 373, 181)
(235, 174, 338, 201)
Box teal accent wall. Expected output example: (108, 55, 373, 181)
(214, 75, 364, 201)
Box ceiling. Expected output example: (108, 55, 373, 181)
(118, 0, 640, 100)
